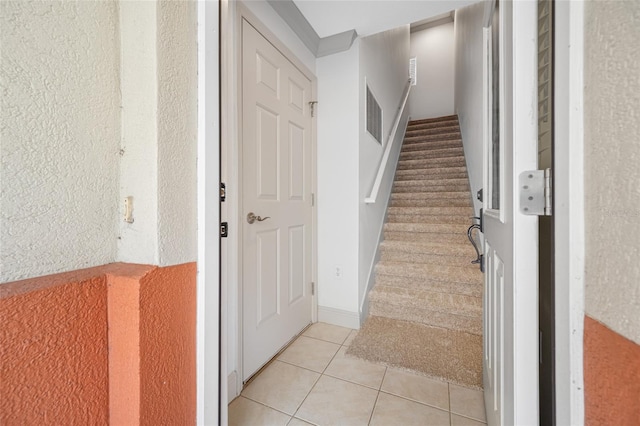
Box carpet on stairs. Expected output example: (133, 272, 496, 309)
(346, 114, 483, 389)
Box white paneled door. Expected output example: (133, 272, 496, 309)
(482, 1, 539, 425)
(241, 20, 313, 381)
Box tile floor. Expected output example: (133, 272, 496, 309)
(229, 322, 487, 426)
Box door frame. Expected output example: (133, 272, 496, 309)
(222, 1, 319, 400)
(552, 1, 585, 424)
(196, 0, 221, 425)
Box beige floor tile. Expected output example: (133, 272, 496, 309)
(449, 384, 486, 422)
(370, 392, 451, 426)
(288, 418, 314, 426)
(241, 361, 320, 415)
(278, 335, 340, 373)
(229, 397, 291, 426)
(342, 329, 358, 347)
(303, 322, 353, 344)
(324, 346, 387, 389)
(381, 368, 450, 411)
(295, 375, 378, 425)
(451, 413, 487, 426)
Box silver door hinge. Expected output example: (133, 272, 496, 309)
(311, 193, 315, 207)
(519, 168, 552, 216)
(309, 101, 318, 117)
(311, 282, 315, 295)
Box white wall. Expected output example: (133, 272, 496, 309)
(409, 22, 455, 120)
(156, 0, 198, 266)
(1, 1, 121, 282)
(316, 43, 361, 321)
(118, 1, 159, 265)
(358, 26, 411, 315)
(118, 1, 198, 267)
(454, 2, 485, 216)
(0, 1, 198, 283)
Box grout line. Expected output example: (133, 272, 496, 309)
(367, 389, 381, 425)
(237, 395, 295, 418)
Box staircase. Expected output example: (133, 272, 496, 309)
(347, 115, 483, 388)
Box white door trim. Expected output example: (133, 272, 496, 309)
(553, 1, 585, 424)
(196, 0, 221, 424)
(223, 1, 318, 396)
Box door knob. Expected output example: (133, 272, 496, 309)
(247, 212, 271, 224)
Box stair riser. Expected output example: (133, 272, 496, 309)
(369, 304, 482, 335)
(387, 206, 473, 216)
(384, 232, 469, 245)
(393, 184, 469, 193)
(380, 249, 476, 265)
(401, 140, 463, 152)
(369, 287, 482, 317)
(374, 273, 482, 298)
(391, 192, 469, 201)
(409, 115, 458, 124)
(406, 121, 459, 131)
(390, 199, 473, 208)
(399, 149, 464, 161)
(404, 133, 461, 144)
(394, 179, 470, 186)
(386, 215, 470, 225)
(376, 261, 481, 284)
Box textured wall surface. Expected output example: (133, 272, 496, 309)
(0, 262, 197, 424)
(584, 0, 640, 345)
(118, 0, 160, 265)
(157, 0, 198, 266)
(0, 268, 110, 424)
(584, 317, 640, 425)
(0, 1, 121, 282)
(140, 262, 197, 425)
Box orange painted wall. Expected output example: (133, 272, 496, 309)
(0, 262, 197, 425)
(584, 316, 640, 426)
(139, 262, 197, 425)
(0, 268, 111, 425)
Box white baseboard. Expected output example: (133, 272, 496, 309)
(317, 306, 361, 329)
(227, 370, 239, 403)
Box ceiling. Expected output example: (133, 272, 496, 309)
(292, 0, 480, 38)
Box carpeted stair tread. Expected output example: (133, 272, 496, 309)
(390, 198, 473, 208)
(397, 156, 466, 170)
(386, 214, 470, 225)
(393, 179, 469, 193)
(379, 240, 478, 264)
(399, 147, 464, 161)
(391, 191, 470, 200)
(405, 125, 461, 137)
(383, 222, 472, 237)
(375, 260, 481, 284)
(369, 285, 482, 317)
(401, 139, 464, 152)
(354, 114, 482, 388)
(369, 303, 482, 336)
(403, 132, 462, 144)
(346, 316, 482, 388)
(374, 273, 482, 298)
(386, 206, 473, 216)
(394, 167, 468, 180)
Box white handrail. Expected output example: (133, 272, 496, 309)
(365, 81, 412, 204)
